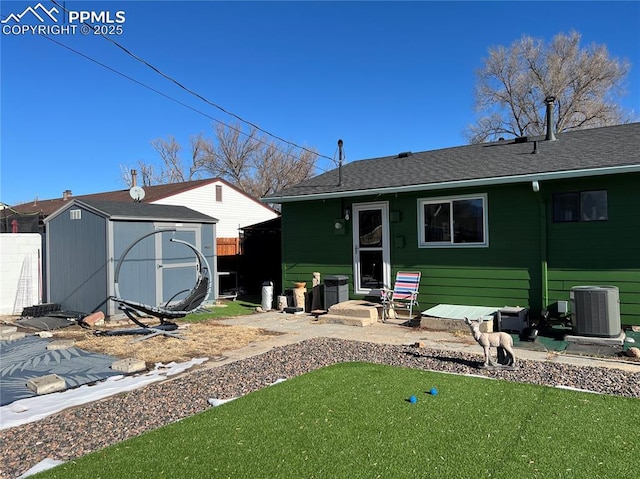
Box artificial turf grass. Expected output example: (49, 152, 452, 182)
(182, 295, 262, 322)
(35, 362, 639, 479)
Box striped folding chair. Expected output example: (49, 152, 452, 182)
(380, 271, 421, 322)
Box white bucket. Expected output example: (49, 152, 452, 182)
(261, 282, 274, 311)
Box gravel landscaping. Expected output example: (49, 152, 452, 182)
(1, 337, 639, 478)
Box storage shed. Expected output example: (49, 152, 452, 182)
(44, 199, 217, 318)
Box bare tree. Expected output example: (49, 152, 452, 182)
(119, 160, 158, 187)
(120, 134, 210, 187)
(121, 123, 318, 201)
(203, 123, 318, 199)
(465, 31, 633, 143)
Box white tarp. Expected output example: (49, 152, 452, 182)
(0, 234, 41, 315)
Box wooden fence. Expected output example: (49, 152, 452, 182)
(217, 237, 241, 256)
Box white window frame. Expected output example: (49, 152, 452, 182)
(418, 193, 488, 248)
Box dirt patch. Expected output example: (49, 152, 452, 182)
(46, 319, 283, 366)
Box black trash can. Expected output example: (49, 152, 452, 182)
(324, 275, 349, 309)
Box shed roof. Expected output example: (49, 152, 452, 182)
(8, 177, 272, 217)
(264, 123, 640, 203)
(44, 199, 218, 224)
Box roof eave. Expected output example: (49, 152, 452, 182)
(108, 215, 218, 224)
(262, 164, 640, 204)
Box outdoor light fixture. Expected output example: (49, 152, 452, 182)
(532, 181, 540, 192)
(344, 208, 351, 221)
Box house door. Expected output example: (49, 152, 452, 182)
(155, 228, 200, 306)
(352, 202, 391, 295)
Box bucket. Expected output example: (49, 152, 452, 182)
(261, 281, 274, 311)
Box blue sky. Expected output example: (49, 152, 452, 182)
(1, 0, 639, 206)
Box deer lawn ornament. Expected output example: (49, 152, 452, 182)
(464, 317, 516, 368)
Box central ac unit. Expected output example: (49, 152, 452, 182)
(570, 285, 620, 338)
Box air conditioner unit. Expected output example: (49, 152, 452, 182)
(570, 286, 621, 338)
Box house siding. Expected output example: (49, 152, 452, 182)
(151, 181, 278, 238)
(281, 198, 353, 292)
(281, 174, 640, 325)
(544, 175, 640, 325)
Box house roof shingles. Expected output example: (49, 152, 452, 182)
(7, 178, 222, 218)
(265, 123, 640, 202)
(6, 177, 279, 219)
(45, 199, 217, 224)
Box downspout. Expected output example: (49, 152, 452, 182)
(533, 181, 548, 311)
(539, 193, 549, 310)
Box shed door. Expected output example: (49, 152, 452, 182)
(155, 228, 200, 306)
(352, 202, 390, 295)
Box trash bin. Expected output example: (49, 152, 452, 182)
(324, 275, 349, 309)
(261, 281, 274, 311)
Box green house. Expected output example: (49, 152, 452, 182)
(264, 123, 640, 326)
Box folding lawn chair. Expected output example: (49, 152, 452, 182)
(380, 271, 421, 322)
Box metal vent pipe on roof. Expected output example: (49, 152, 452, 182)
(337, 139, 343, 187)
(545, 96, 556, 141)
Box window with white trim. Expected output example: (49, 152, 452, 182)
(418, 194, 488, 247)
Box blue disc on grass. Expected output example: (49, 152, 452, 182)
(430, 387, 438, 396)
(409, 395, 417, 403)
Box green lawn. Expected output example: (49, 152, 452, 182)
(182, 295, 262, 322)
(35, 363, 639, 478)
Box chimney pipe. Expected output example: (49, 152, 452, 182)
(545, 96, 556, 141)
(131, 169, 138, 187)
(337, 139, 344, 187)
(62, 190, 72, 201)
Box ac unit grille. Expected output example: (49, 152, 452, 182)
(570, 286, 620, 338)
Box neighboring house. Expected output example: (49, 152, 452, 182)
(44, 199, 217, 318)
(264, 122, 640, 326)
(6, 177, 279, 255)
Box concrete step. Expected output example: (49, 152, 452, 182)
(315, 300, 382, 327)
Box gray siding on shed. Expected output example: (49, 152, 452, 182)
(46, 200, 217, 318)
(47, 206, 109, 314)
(111, 221, 158, 312)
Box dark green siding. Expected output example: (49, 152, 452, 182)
(281, 173, 640, 325)
(281, 199, 353, 293)
(545, 175, 640, 325)
(391, 185, 542, 313)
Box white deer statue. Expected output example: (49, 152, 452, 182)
(464, 317, 516, 368)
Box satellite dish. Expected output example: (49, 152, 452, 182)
(129, 186, 146, 202)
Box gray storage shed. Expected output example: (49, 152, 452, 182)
(44, 199, 218, 318)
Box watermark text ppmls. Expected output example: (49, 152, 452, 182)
(2, 2, 126, 36)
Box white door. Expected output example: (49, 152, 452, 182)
(352, 202, 391, 295)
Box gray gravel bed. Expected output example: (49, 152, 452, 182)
(1, 337, 639, 478)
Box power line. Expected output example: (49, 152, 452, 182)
(1, 17, 334, 175)
(49, 0, 334, 163)
(41, 34, 323, 165)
